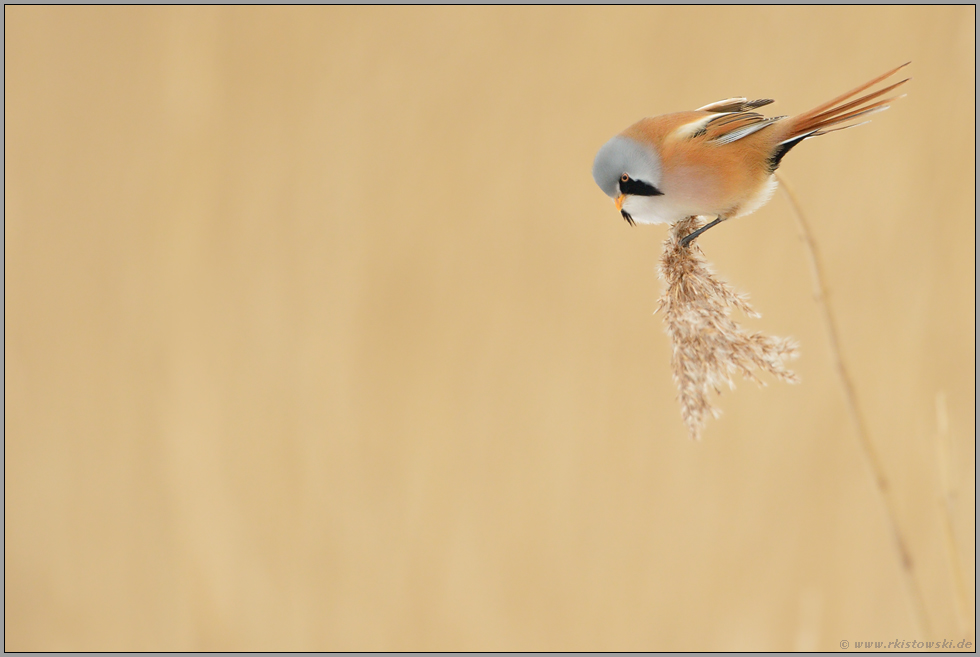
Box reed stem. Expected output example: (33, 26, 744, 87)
(776, 174, 931, 637)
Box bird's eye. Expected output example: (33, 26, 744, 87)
(621, 174, 629, 182)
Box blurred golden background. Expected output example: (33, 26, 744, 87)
(4, 6, 975, 651)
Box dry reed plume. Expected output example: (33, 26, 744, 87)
(657, 216, 799, 440)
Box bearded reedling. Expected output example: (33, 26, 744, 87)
(592, 63, 910, 246)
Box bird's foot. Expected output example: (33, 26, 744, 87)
(680, 218, 723, 248)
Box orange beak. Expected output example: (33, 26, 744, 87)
(614, 194, 626, 211)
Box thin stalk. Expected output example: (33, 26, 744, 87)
(934, 391, 972, 636)
(776, 174, 931, 637)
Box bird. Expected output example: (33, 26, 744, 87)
(592, 63, 910, 247)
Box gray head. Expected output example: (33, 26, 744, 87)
(591, 135, 663, 199)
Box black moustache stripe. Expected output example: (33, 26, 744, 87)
(621, 210, 635, 226)
(619, 178, 663, 197)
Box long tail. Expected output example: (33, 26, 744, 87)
(770, 62, 910, 169)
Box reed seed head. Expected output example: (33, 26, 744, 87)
(658, 216, 800, 440)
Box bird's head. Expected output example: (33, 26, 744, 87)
(592, 135, 667, 225)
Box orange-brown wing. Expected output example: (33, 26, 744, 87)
(696, 97, 774, 113)
(702, 111, 785, 145)
(670, 107, 786, 145)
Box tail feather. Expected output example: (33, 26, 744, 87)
(810, 118, 874, 137)
(786, 62, 910, 140)
(810, 97, 897, 131)
(804, 78, 908, 126)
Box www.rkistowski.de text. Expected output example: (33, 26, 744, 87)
(840, 639, 973, 650)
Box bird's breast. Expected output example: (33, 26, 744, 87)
(661, 140, 771, 216)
